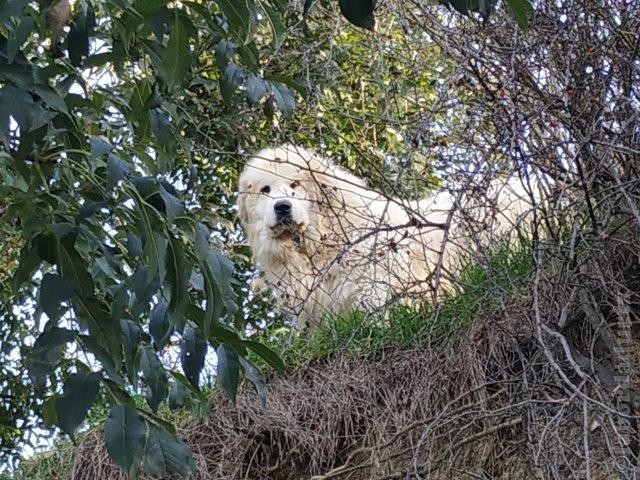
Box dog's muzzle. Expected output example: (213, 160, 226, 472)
(274, 200, 293, 224)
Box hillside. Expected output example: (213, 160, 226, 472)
(12, 235, 640, 480)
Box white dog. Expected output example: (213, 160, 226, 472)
(237, 145, 538, 327)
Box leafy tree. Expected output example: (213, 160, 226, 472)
(0, 0, 533, 475)
(0, 0, 293, 473)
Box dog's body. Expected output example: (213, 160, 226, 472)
(237, 145, 538, 327)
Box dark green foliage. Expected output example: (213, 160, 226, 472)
(339, 0, 376, 31)
(181, 325, 207, 388)
(216, 343, 240, 403)
(104, 405, 146, 476)
(0, 0, 295, 467)
(55, 371, 101, 437)
(338, 0, 533, 30)
(142, 425, 196, 478)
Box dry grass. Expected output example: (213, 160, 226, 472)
(70, 248, 639, 480)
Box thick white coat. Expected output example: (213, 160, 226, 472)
(237, 145, 538, 327)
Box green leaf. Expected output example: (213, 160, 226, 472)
(149, 298, 171, 349)
(127, 232, 143, 258)
(187, 305, 246, 352)
(27, 328, 76, 392)
(216, 0, 255, 43)
(0, 87, 57, 145)
(42, 396, 58, 428)
(220, 63, 246, 105)
(245, 340, 284, 372)
(192, 226, 223, 334)
(194, 222, 211, 259)
(7, 16, 33, 63)
(168, 381, 189, 410)
(34, 85, 70, 115)
(132, 187, 169, 283)
(240, 357, 267, 408)
(128, 80, 152, 122)
(56, 234, 94, 298)
(77, 334, 123, 383)
(132, 0, 172, 20)
(13, 241, 41, 289)
(261, 3, 285, 49)
(169, 371, 208, 402)
(149, 108, 172, 148)
(339, 0, 375, 31)
(66, 1, 96, 66)
(158, 185, 184, 223)
(205, 249, 237, 313)
(142, 425, 196, 478)
(180, 326, 207, 388)
(214, 39, 235, 68)
(106, 154, 131, 191)
(139, 346, 168, 411)
(160, 17, 191, 87)
(245, 75, 268, 105)
(132, 266, 161, 309)
(121, 319, 142, 381)
(0, 0, 30, 23)
(506, 0, 533, 29)
(39, 273, 75, 321)
(216, 344, 239, 402)
(90, 136, 111, 158)
(74, 296, 123, 370)
(166, 234, 190, 331)
(102, 378, 137, 408)
(55, 371, 101, 436)
(270, 82, 295, 119)
(105, 404, 146, 475)
(77, 201, 108, 222)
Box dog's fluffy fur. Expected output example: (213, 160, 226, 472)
(237, 145, 538, 327)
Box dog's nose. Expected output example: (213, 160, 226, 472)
(274, 200, 292, 220)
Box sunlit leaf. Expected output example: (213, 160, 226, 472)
(160, 16, 191, 87)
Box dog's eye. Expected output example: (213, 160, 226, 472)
(290, 181, 300, 189)
(260, 185, 271, 194)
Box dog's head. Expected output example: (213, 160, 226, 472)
(237, 144, 375, 263)
(237, 145, 323, 253)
